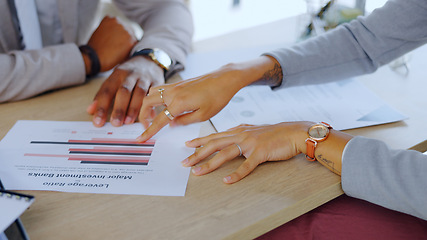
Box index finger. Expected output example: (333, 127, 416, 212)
(137, 108, 171, 142)
(138, 87, 167, 128)
(91, 70, 127, 127)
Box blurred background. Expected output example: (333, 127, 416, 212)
(188, 0, 387, 41)
(98, 0, 389, 42)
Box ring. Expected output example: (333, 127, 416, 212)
(163, 108, 175, 121)
(235, 143, 243, 157)
(158, 88, 165, 105)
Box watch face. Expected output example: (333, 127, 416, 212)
(308, 124, 330, 141)
(153, 49, 172, 70)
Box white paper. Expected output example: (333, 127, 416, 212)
(0, 191, 34, 233)
(180, 43, 286, 80)
(211, 79, 407, 132)
(0, 121, 200, 196)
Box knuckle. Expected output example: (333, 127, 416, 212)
(118, 85, 131, 94)
(113, 109, 125, 119)
(240, 161, 254, 174)
(126, 108, 140, 118)
(243, 135, 258, 146)
(171, 96, 185, 107)
(192, 149, 201, 158)
(206, 138, 221, 148)
(96, 107, 107, 116)
(203, 161, 213, 171)
(98, 86, 114, 97)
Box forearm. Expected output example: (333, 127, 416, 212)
(114, 0, 194, 67)
(342, 136, 427, 220)
(0, 44, 86, 102)
(266, 0, 427, 89)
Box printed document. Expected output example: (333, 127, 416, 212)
(210, 79, 407, 131)
(180, 45, 406, 132)
(0, 121, 200, 196)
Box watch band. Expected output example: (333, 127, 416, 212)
(305, 138, 318, 161)
(305, 122, 332, 161)
(79, 45, 101, 77)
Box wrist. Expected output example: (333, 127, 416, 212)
(217, 56, 278, 91)
(81, 52, 91, 75)
(79, 45, 101, 77)
(248, 55, 283, 87)
(294, 121, 315, 155)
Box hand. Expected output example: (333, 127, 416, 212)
(181, 122, 311, 184)
(136, 64, 247, 142)
(136, 56, 281, 142)
(87, 56, 165, 127)
(86, 16, 137, 72)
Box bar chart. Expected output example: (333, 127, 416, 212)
(25, 138, 156, 166)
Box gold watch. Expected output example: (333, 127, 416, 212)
(305, 122, 332, 161)
(132, 48, 173, 71)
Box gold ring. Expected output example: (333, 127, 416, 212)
(163, 108, 175, 121)
(158, 88, 165, 105)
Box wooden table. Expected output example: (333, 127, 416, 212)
(1, 16, 427, 240)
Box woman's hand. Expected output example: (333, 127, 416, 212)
(182, 122, 312, 184)
(136, 64, 247, 142)
(137, 56, 281, 142)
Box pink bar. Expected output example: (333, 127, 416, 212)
(91, 138, 156, 144)
(93, 146, 153, 151)
(24, 153, 70, 158)
(68, 156, 149, 163)
(25, 153, 149, 162)
(68, 139, 155, 146)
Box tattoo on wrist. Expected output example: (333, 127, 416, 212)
(317, 154, 341, 175)
(255, 61, 283, 88)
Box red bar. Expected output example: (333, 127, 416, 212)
(69, 147, 153, 154)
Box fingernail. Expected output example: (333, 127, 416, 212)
(94, 116, 102, 126)
(223, 176, 232, 183)
(124, 116, 133, 125)
(181, 158, 189, 166)
(192, 166, 201, 174)
(111, 119, 121, 126)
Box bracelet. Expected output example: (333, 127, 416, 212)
(79, 45, 101, 77)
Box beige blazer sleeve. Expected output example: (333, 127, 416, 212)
(0, 0, 98, 103)
(113, 0, 194, 76)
